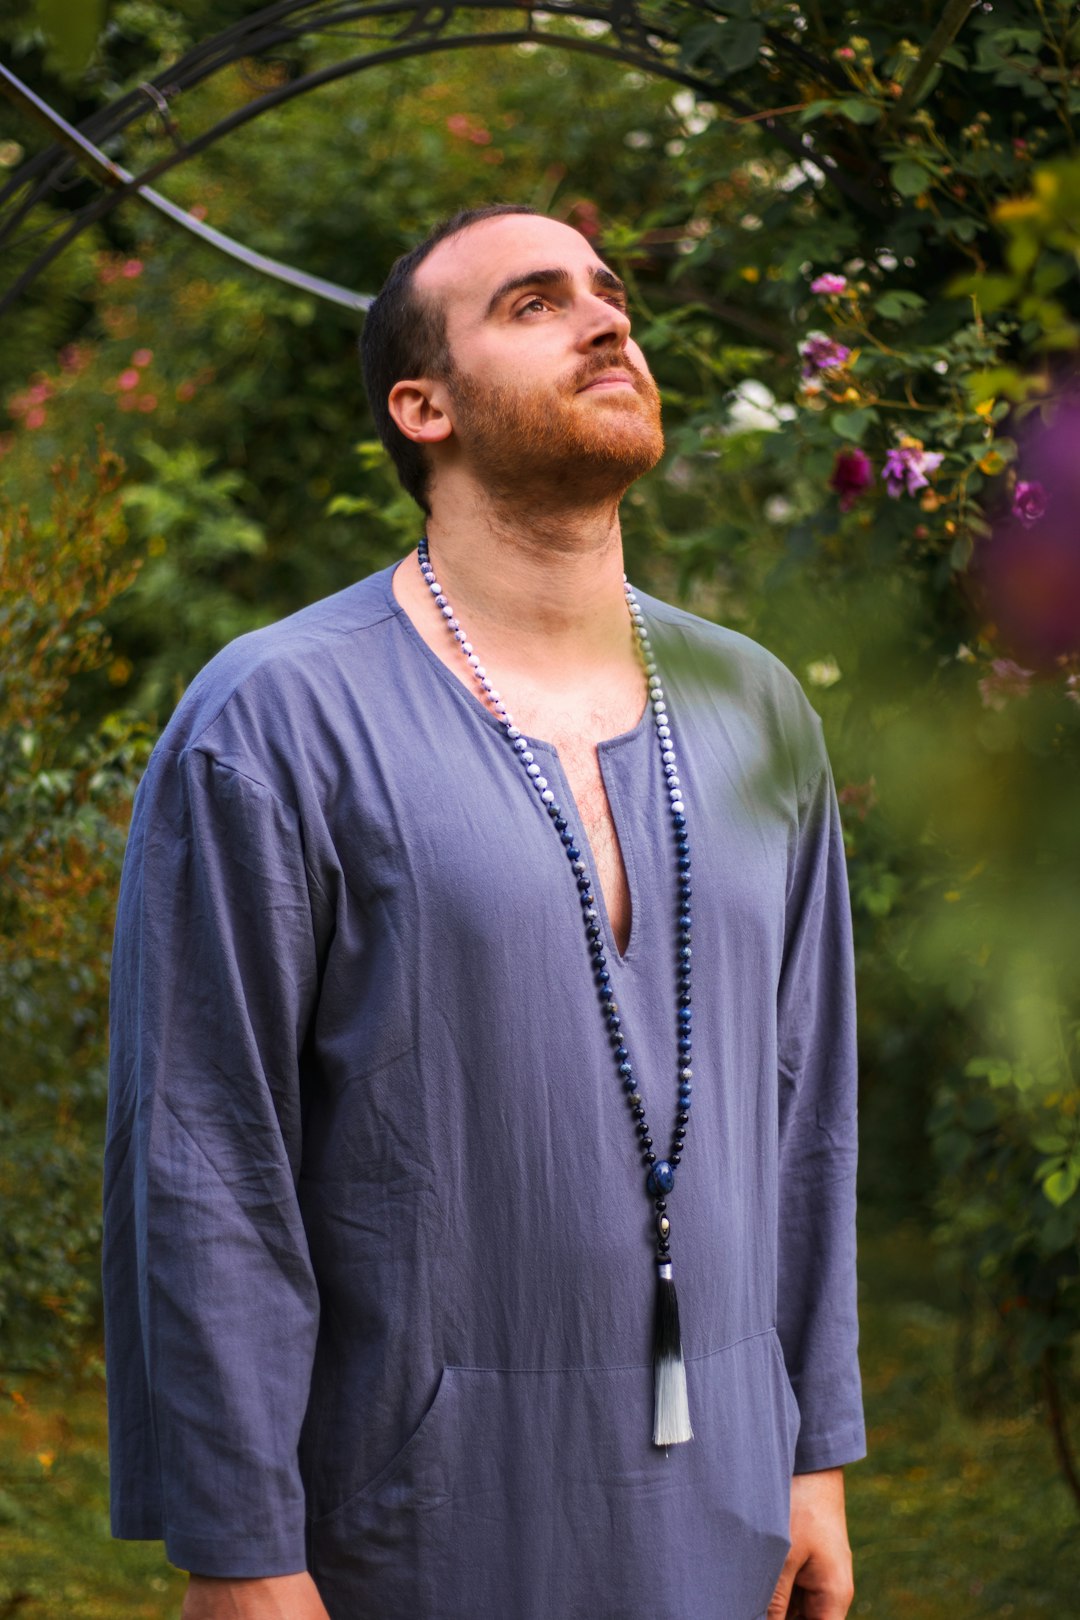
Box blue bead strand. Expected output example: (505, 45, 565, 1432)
(417, 538, 692, 1260)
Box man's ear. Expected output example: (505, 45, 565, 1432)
(388, 379, 453, 445)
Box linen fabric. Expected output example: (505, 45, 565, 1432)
(103, 562, 866, 1620)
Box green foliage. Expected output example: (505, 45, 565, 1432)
(0, 447, 148, 1372)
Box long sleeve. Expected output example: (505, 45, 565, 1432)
(103, 743, 325, 1575)
(775, 756, 866, 1473)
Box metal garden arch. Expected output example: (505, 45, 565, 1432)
(0, 0, 904, 319)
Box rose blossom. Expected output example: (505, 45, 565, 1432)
(810, 273, 848, 296)
(881, 442, 944, 498)
(1012, 479, 1048, 527)
(829, 447, 873, 511)
(800, 332, 851, 379)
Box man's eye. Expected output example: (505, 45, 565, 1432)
(518, 296, 549, 315)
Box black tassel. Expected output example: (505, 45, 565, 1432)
(653, 1259, 693, 1445)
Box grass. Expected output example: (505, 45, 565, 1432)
(848, 1218, 1080, 1619)
(1, 1223, 1077, 1618)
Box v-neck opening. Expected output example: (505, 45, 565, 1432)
(381, 560, 652, 965)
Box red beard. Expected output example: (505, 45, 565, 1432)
(445, 352, 664, 506)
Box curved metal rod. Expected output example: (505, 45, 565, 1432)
(0, 60, 370, 312)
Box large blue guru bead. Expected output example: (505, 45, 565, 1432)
(647, 1160, 676, 1196)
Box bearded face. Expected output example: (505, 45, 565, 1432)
(443, 348, 665, 506)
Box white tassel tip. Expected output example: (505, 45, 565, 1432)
(653, 1353, 693, 1446)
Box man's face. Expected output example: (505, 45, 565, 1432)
(414, 214, 664, 503)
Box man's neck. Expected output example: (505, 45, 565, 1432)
(408, 486, 634, 677)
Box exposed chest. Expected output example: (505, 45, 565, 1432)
(514, 688, 645, 955)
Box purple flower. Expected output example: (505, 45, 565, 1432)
(829, 447, 873, 511)
(800, 332, 851, 379)
(978, 658, 1034, 711)
(811, 273, 848, 296)
(1012, 479, 1048, 527)
(881, 442, 945, 498)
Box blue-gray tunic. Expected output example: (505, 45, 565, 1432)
(103, 563, 865, 1620)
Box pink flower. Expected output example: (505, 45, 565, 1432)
(800, 332, 851, 378)
(176, 380, 197, 402)
(829, 447, 873, 511)
(121, 258, 143, 279)
(446, 114, 471, 137)
(978, 658, 1033, 711)
(24, 405, 46, 430)
(118, 368, 140, 391)
(882, 443, 944, 498)
(838, 777, 877, 819)
(132, 348, 154, 368)
(137, 393, 158, 413)
(837, 46, 856, 60)
(1012, 479, 1048, 527)
(811, 273, 848, 296)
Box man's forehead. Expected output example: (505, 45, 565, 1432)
(416, 214, 611, 313)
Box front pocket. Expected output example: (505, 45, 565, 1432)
(309, 1334, 795, 1620)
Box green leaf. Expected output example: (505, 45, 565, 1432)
(832, 408, 877, 443)
(718, 19, 764, 74)
(873, 290, 927, 319)
(797, 99, 838, 126)
(36, 0, 107, 80)
(837, 98, 882, 126)
(680, 18, 762, 77)
(1044, 1168, 1079, 1207)
(1033, 1133, 1069, 1154)
(964, 366, 1027, 406)
(962, 1096, 997, 1131)
(890, 160, 933, 198)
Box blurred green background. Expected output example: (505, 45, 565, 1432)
(2, 1, 1080, 1614)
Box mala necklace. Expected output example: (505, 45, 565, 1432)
(417, 536, 694, 1447)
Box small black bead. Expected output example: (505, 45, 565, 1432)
(645, 1151, 657, 1165)
(654, 1198, 667, 1212)
(677, 1111, 689, 1125)
(670, 1152, 682, 1165)
(632, 1105, 646, 1120)
(674, 1126, 687, 1141)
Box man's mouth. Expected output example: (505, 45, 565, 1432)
(577, 368, 639, 393)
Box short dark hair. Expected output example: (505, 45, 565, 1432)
(360, 205, 540, 514)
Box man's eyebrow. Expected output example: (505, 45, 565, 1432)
(484, 264, 628, 317)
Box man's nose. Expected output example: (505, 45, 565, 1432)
(577, 293, 632, 350)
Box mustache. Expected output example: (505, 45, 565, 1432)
(571, 353, 656, 398)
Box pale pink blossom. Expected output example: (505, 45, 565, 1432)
(978, 658, 1034, 710)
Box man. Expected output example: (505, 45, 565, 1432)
(104, 204, 865, 1620)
